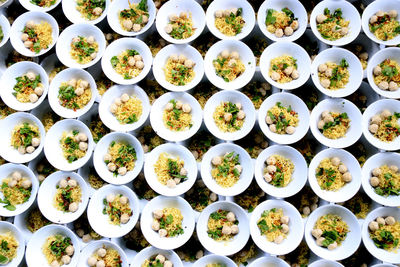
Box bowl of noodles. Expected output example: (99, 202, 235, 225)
(0, 112, 45, 164)
(205, 0, 255, 41)
(310, 98, 362, 149)
(56, 24, 106, 69)
(254, 145, 308, 199)
(204, 39, 256, 90)
(248, 256, 290, 267)
(193, 254, 236, 267)
(0, 61, 49, 112)
(308, 148, 362, 203)
(78, 239, 129, 267)
(140, 196, 195, 250)
(44, 119, 94, 171)
(131, 246, 183, 267)
(311, 48, 363, 98)
(259, 41, 310, 90)
(101, 37, 152, 85)
(9, 11, 59, 57)
(149, 92, 202, 142)
(257, 0, 307, 42)
(201, 143, 253, 197)
(155, 0, 205, 44)
(203, 90, 256, 141)
(196, 201, 249, 256)
(144, 143, 197, 197)
(62, 0, 110, 25)
(258, 92, 310, 145)
(0, 221, 25, 266)
(19, 0, 61, 12)
(93, 132, 144, 185)
(0, 14, 10, 49)
(152, 44, 204, 92)
(305, 205, 361, 261)
(309, 0, 361, 46)
(99, 84, 150, 132)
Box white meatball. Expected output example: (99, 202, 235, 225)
(369, 220, 379, 231)
(370, 176, 379, 187)
(61, 255, 71, 265)
(390, 165, 399, 172)
(227, 59, 236, 68)
(103, 154, 112, 162)
(226, 212, 236, 222)
(317, 120, 325, 130)
(170, 54, 178, 62)
(291, 69, 299, 79)
(182, 104, 191, 113)
(69, 202, 78, 212)
(328, 241, 337, 250)
(290, 21, 299, 30)
(224, 113, 232, 122)
(342, 172, 352, 182)
(26, 146, 35, 154)
(359, 52, 369, 61)
(378, 81, 389, 90)
(370, 15, 378, 24)
(316, 14, 327, 23)
(152, 220, 160, 231)
(106, 194, 115, 203)
(164, 260, 173, 267)
(165, 25, 173, 34)
(8, 179, 17, 188)
(266, 165, 277, 173)
(88, 256, 97, 266)
(221, 50, 230, 59)
(12, 172, 22, 180)
(107, 163, 116, 172)
(79, 142, 88, 151)
(179, 167, 187, 176)
(377, 217, 386, 225)
(280, 216, 289, 224)
(221, 225, 232, 235)
(121, 213, 130, 224)
(269, 124, 277, 133)
(120, 196, 128, 205)
(90, 52, 97, 59)
(21, 179, 32, 189)
(231, 225, 239, 235)
(285, 126, 295, 134)
(120, 93, 130, 103)
(97, 248, 107, 257)
(159, 229, 167, 237)
(331, 157, 341, 166)
(320, 78, 331, 88)
(34, 86, 43, 96)
(389, 10, 398, 18)
(212, 156, 222, 166)
(325, 68, 333, 77)
(96, 260, 105, 267)
(389, 81, 398, 91)
(264, 173, 272, 183)
(372, 167, 382, 177)
(155, 254, 165, 264)
(166, 179, 176, 188)
(369, 123, 379, 134)
(24, 40, 33, 48)
(266, 156, 276, 166)
(338, 164, 347, 174)
(132, 24, 141, 32)
(184, 59, 194, 68)
(18, 146, 26, 154)
(136, 61, 144, 69)
(340, 27, 348, 35)
(316, 237, 325, 246)
(50, 260, 60, 267)
(271, 71, 281, 81)
(29, 93, 38, 103)
(237, 110, 246, 120)
(381, 109, 392, 119)
(67, 179, 77, 188)
(370, 115, 382, 125)
(74, 87, 84, 96)
(175, 100, 183, 109)
(275, 28, 284, 38)
(303, 206, 311, 216)
(210, 193, 217, 202)
(373, 66, 382, 76)
(215, 10, 223, 18)
(165, 102, 174, 111)
(318, 64, 328, 73)
(274, 235, 284, 244)
(59, 179, 68, 189)
(21, 33, 29, 42)
(93, 7, 103, 16)
(26, 20, 35, 29)
(281, 224, 289, 234)
(66, 245, 74, 256)
(385, 216, 396, 225)
(284, 66, 294, 76)
(312, 228, 323, 238)
(153, 209, 163, 219)
(230, 51, 240, 59)
(284, 26, 294, 36)
(118, 167, 127, 176)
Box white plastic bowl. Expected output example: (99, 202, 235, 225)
(77, 240, 129, 267)
(0, 163, 39, 217)
(310, 0, 361, 46)
(62, 0, 111, 25)
(311, 48, 363, 98)
(258, 92, 310, 145)
(107, 0, 156, 37)
(48, 68, 97, 118)
(257, 0, 307, 42)
(101, 37, 152, 85)
(193, 254, 236, 267)
(10, 11, 59, 57)
(0, 14, 10, 48)
(93, 132, 144, 185)
(203, 90, 256, 141)
(152, 44, 204, 92)
(19, 0, 61, 12)
(99, 84, 150, 132)
(204, 40, 256, 90)
(149, 92, 202, 142)
(247, 256, 290, 267)
(0, 221, 25, 266)
(206, 0, 255, 40)
(309, 98, 362, 149)
(362, 99, 400, 151)
(56, 24, 106, 69)
(259, 41, 311, 90)
(305, 205, 361, 261)
(308, 148, 362, 203)
(249, 200, 303, 255)
(131, 246, 183, 267)
(201, 143, 253, 197)
(44, 119, 94, 171)
(143, 143, 197, 197)
(254, 145, 308, 199)
(196, 201, 249, 256)
(155, 0, 205, 44)
(140, 196, 195, 250)
(309, 260, 344, 267)
(0, 61, 49, 111)
(0, 112, 45, 164)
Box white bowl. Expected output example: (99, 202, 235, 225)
(62, 0, 111, 24)
(203, 90, 256, 141)
(131, 246, 183, 267)
(257, 0, 307, 42)
(149, 92, 202, 142)
(37, 171, 89, 224)
(78, 240, 129, 267)
(101, 37, 152, 85)
(249, 200, 303, 255)
(201, 143, 253, 197)
(0, 112, 45, 164)
(204, 40, 256, 90)
(196, 201, 249, 256)
(0, 221, 25, 266)
(10, 11, 59, 57)
(0, 61, 49, 111)
(88, 184, 140, 238)
(144, 143, 197, 197)
(310, 0, 361, 46)
(107, 0, 156, 37)
(205, 0, 255, 40)
(44, 119, 94, 171)
(258, 92, 310, 145)
(48, 68, 97, 118)
(362, 99, 400, 151)
(259, 41, 311, 90)
(140, 196, 195, 250)
(0, 163, 39, 217)
(308, 148, 362, 203)
(254, 145, 308, 199)
(305, 205, 361, 261)
(93, 132, 144, 185)
(19, 0, 61, 12)
(155, 0, 205, 44)
(309, 98, 362, 149)
(361, 152, 400, 207)
(361, 0, 400, 46)
(0, 14, 10, 48)
(247, 256, 290, 267)
(152, 44, 204, 92)
(99, 84, 150, 132)
(56, 24, 106, 69)
(366, 47, 400, 99)
(26, 224, 81, 267)
(309, 260, 344, 267)
(193, 254, 236, 267)
(311, 48, 363, 98)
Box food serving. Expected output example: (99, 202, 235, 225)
(213, 101, 245, 132)
(368, 109, 400, 142)
(154, 152, 188, 188)
(87, 246, 123, 267)
(318, 59, 350, 90)
(103, 141, 137, 176)
(13, 71, 44, 103)
(164, 54, 195, 86)
(369, 10, 400, 41)
(111, 49, 144, 80)
(311, 214, 349, 250)
(211, 152, 242, 188)
(142, 254, 173, 267)
(165, 12, 195, 40)
(0, 232, 18, 265)
(257, 208, 290, 244)
(213, 50, 245, 82)
(21, 20, 52, 54)
(11, 122, 41, 155)
(119, 0, 149, 32)
(372, 59, 400, 91)
(265, 7, 299, 38)
(207, 209, 239, 241)
(58, 78, 92, 111)
(317, 111, 350, 139)
(214, 7, 245, 37)
(368, 215, 400, 252)
(54, 177, 82, 213)
(60, 130, 88, 163)
(163, 99, 192, 132)
(269, 55, 299, 83)
(109, 93, 143, 125)
(42, 234, 75, 267)
(316, 8, 349, 41)
(265, 102, 298, 135)
(76, 0, 105, 21)
(70, 35, 98, 64)
(263, 155, 294, 188)
(369, 165, 400, 197)
(103, 193, 132, 225)
(151, 208, 184, 237)
(0, 171, 32, 211)
(315, 157, 352, 191)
